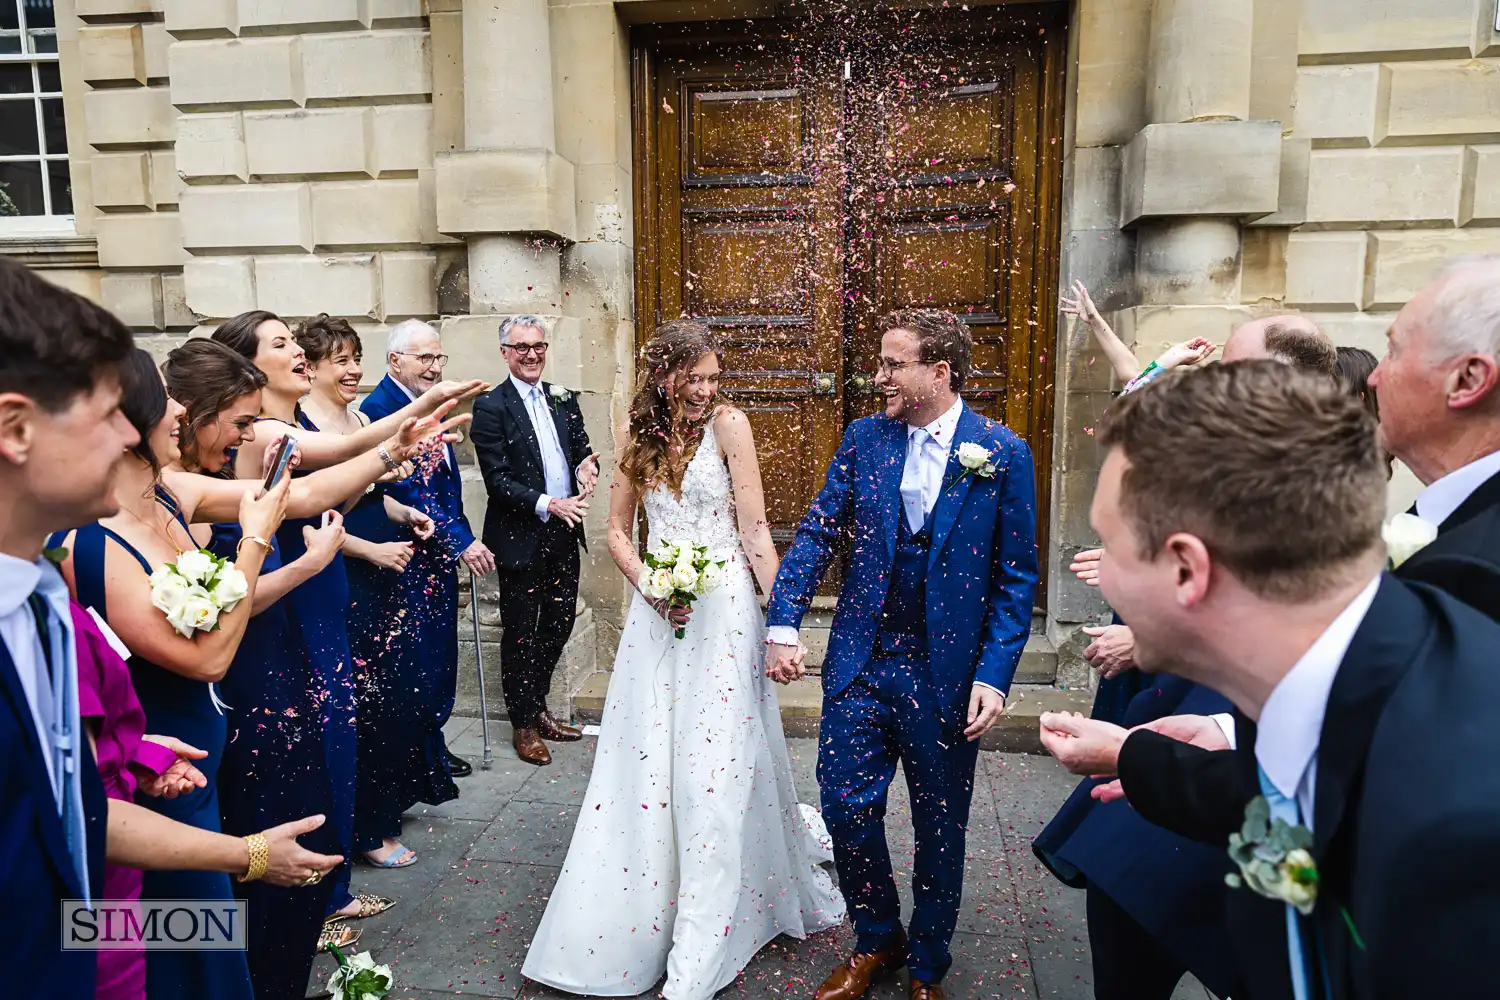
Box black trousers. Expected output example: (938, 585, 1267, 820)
(1086, 883, 1188, 1000)
(496, 520, 581, 726)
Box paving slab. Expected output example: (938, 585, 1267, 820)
(308, 717, 1216, 1000)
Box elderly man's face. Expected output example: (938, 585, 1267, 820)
(388, 326, 445, 396)
(1368, 285, 1453, 470)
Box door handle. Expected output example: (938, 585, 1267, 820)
(851, 375, 873, 393)
(812, 373, 837, 395)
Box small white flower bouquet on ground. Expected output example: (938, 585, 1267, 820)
(148, 549, 249, 638)
(640, 538, 729, 639)
(327, 947, 393, 1000)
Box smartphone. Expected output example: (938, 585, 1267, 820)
(261, 434, 298, 494)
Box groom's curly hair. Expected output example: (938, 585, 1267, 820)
(878, 309, 973, 391)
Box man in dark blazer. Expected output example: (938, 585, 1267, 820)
(1040, 359, 1500, 1000)
(0, 259, 135, 997)
(469, 316, 598, 767)
(354, 319, 493, 777)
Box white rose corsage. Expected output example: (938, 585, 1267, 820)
(549, 384, 573, 403)
(149, 549, 249, 638)
(1382, 512, 1437, 569)
(946, 441, 998, 490)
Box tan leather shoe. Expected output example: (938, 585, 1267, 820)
(513, 727, 552, 766)
(537, 711, 583, 742)
(909, 980, 945, 1000)
(815, 931, 908, 1000)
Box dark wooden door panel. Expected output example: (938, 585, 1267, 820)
(634, 6, 1065, 604)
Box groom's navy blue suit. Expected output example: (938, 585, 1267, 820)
(767, 405, 1037, 982)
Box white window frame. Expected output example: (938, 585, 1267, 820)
(0, 0, 71, 234)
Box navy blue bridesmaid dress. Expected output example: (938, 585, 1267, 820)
(279, 410, 366, 913)
(209, 520, 338, 1000)
(63, 489, 255, 1000)
(344, 489, 457, 851)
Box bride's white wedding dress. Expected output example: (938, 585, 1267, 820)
(522, 415, 846, 999)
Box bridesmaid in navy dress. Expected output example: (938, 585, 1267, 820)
(162, 335, 475, 998)
(297, 314, 443, 872)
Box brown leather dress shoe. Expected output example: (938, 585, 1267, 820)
(513, 727, 552, 766)
(909, 980, 945, 1000)
(815, 931, 908, 1000)
(537, 711, 583, 742)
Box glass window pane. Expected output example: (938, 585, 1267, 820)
(0, 160, 45, 216)
(0, 64, 31, 94)
(0, 3, 18, 31)
(0, 35, 21, 56)
(37, 61, 58, 93)
(46, 158, 69, 215)
(29, 30, 55, 54)
(26, 1, 55, 30)
(0, 99, 38, 155)
(41, 96, 62, 154)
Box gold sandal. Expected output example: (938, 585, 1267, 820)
(318, 919, 362, 953)
(328, 892, 395, 921)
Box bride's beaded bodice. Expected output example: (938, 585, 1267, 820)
(644, 415, 740, 553)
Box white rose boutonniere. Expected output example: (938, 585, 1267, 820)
(1382, 512, 1438, 569)
(549, 384, 573, 403)
(946, 442, 998, 491)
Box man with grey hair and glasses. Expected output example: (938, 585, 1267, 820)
(349, 319, 494, 782)
(470, 315, 599, 766)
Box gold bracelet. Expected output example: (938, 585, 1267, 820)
(238, 832, 269, 882)
(236, 535, 271, 557)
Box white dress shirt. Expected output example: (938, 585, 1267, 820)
(1209, 575, 1379, 829)
(1415, 448, 1500, 527)
(511, 374, 573, 522)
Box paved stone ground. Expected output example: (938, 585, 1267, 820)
(309, 716, 1213, 1000)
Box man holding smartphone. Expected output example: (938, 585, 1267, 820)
(469, 315, 598, 767)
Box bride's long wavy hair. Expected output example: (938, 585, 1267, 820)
(619, 319, 723, 496)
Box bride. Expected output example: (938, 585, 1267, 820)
(522, 320, 845, 999)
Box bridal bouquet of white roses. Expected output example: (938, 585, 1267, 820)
(640, 538, 729, 639)
(149, 549, 249, 638)
(327, 946, 393, 1000)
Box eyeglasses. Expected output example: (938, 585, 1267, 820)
(876, 358, 929, 376)
(505, 342, 549, 358)
(395, 352, 448, 367)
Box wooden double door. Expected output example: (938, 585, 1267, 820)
(633, 5, 1066, 600)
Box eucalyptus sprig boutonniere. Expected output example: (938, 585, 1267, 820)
(945, 442, 998, 491)
(1225, 796, 1318, 915)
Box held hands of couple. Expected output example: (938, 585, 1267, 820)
(763, 641, 808, 685)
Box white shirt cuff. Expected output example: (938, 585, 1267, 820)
(535, 494, 553, 521)
(765, 626, 800, 647)
(973, 681, 1004, 698)
(1210, 713, 1237, 750)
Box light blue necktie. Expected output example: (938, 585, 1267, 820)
(29, 585, 90, 909)
(1258, 765, 1312, 1000)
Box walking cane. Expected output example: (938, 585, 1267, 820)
(469, 569, 494, 770)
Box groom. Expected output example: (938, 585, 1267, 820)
(765, 309, 1038, 1000)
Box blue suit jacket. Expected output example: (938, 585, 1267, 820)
(347, 375, 475, 560)
(766, 406, 1038, 721)
(1, 631, 108, 998)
